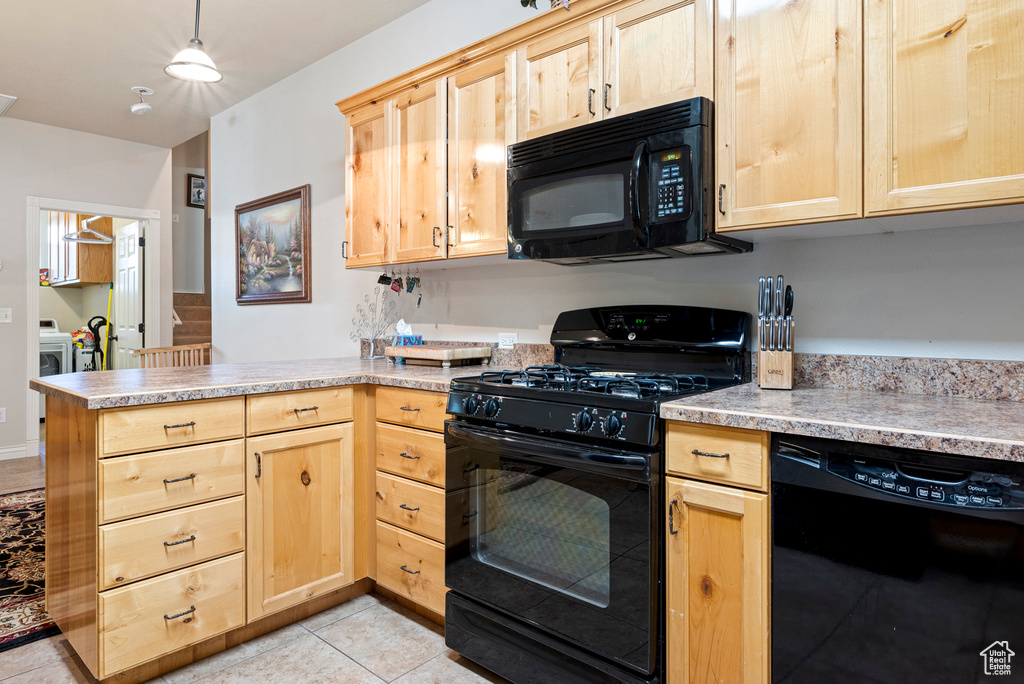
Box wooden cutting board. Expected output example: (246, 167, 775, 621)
(384, 345, 492, 368)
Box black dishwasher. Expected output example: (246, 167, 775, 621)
(772, 434, 1024, 684)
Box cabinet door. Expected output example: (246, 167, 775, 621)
(64, 214, 79, 282)
(47, 211, 63, 283)
(602, 0, 712, 119)
(392, 78, 447, 263)
(865, 0, 1024, 215)
(516, 21, 603, 140)
(665, 477, 768, 683)
(716, 0, 862, 230)
(447, 54, 516, 259)
(345, 102, 392, 268)
(246, 423, 355, 620)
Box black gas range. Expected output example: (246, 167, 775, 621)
(444, 305, 750, 684)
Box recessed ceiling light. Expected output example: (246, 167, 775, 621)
(130, 87, 154, 115)
(0, 94, 17, 117)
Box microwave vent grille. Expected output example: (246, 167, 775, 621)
(509, 99, 703, 167)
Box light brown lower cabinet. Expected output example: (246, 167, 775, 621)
(665, 476, 769, 683)
(245, 423, 356, 620)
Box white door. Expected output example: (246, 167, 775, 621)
(113, 221, 144, 369)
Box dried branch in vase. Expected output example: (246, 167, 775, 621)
(350, 286, 398, 359)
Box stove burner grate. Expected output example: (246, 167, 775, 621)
(475, 365, 710, 399)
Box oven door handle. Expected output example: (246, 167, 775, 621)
(446, 422, 652, 477)
(629, 139, 649, 248)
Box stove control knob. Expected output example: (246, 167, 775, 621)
(463, 396, 480, 415)
(604, 414, 622, 437)
(575, 409, 594, 432)
(484, 398, 501, 418)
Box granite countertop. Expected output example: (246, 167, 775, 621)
(30, 357, 510, 409)
(661, 383, 1024, 463)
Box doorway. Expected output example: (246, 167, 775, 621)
(25, 197, 162, 457)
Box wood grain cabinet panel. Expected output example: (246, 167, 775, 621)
(375, 521, 446, 615)
(345, 102, 392, 267)
(246, 423, 355, 620)
(246, 386, 354, 436)
(447, 53, 516, 259)
(865, 0, 1024, 214)
(715, 0, 862, 230)
(99, 496, 245, 589)
(98, 553, 245, 678)
(375, 386, 449, 432)
(98, 439, 245, 523)
(665, 477, 768, 684)
(375, 472, 446, 542)
(666, 422, 768, 492)
(376, 422, 446, 486)
(99, 397, 245, 458)
(602, 0, 712, 118)
(393, 79, 448, 264)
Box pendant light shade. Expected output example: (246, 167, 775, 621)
(165, 0, 222, 83)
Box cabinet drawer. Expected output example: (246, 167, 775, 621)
(375, 521, 445, 615)
(99, 397, 245, 458)
(99, 440, 245, 523)
(99, 496, 245, 590)
(376, 423, 445, 487)
(99, 552, 245, 678)
(246, 386, 354, 436)
(666, 422, 768, 492)
(376, 472, 445, 542)
(375, 386, 447, 432)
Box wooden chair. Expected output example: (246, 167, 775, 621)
(130, 342, 212, 369)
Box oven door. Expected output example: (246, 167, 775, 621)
(445, 421, 660, 677)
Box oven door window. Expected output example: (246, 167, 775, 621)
(471, 461, 612, 608)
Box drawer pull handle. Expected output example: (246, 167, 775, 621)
(668, 497, 680, 535)
(164, 605, 196, 621)
(163, 421, 196, 430)
(293, 406, 319, 413)
(163, 473, 197, 484)
(400, 564, 421, 575)
(400, 405, 421, 412)
(692, 449, 729, 459)
(254, 452, 262, 478)
(399, 451, 421, 460)
(463, 464, 479, 474)
(463, 510, 479, 521)
(164, 534, 196, 547)
(399, 503, 420, 512)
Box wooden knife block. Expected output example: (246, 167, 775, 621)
(757, 326, 793, 390)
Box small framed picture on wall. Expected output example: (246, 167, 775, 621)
(187, 173, 206, 209)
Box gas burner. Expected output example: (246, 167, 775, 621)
(478, 365, 603, 390)
(476, 366, 710, 400)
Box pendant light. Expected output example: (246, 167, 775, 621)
(165, 0, 222, 83)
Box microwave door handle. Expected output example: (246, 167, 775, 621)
(629, 140, 649, 247)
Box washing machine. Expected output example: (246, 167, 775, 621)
(39, 318, 73, 419)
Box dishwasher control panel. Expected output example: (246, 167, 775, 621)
(827, 454, 1024, 509)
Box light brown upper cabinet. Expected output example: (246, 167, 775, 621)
(49, 213, 114, 287)
(715, 0, 863, 231)
(447, 54, 517, 259)
(865, 0, 1024, 215)
(517, 0, 712, 141)
(393, 79, 448, 264)
(345, 102, 392, 268)
(602, 0, 713, 118)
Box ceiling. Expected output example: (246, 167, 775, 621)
(0, 0, 432, 149)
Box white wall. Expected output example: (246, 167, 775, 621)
(211, 0, 1024, 366)
(172, 133, 207, 293)
(0, 117, 172, 453)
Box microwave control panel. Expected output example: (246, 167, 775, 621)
(651, 148, 692, 222)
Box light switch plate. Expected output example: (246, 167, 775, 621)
(0, 309, 11, 323)
(0, 408, 5, 423)
(498, 332, 518, 349)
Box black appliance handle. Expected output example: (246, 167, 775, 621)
(629, 140, 649, 247)
(773, 449, 1023, 523)
(446, 422, 651, 479)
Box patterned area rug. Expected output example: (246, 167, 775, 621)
(0, 488, 59, 652)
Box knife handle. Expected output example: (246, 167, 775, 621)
(785, 316, 793, 351)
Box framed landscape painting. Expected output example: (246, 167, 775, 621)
(235, 184, 312, 305)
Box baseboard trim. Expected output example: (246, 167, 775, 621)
(0, 444, 30, 461)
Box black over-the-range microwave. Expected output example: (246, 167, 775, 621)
(507, 97, 751, 264)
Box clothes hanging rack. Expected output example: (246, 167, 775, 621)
(63, 216, 113, 244)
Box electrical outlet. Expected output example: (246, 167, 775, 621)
(498, 332, 518, 349)
(0, 309, 11, 324)
(0, 408, 6, 423)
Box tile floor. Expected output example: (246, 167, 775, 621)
(0, 453, 509, 684)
